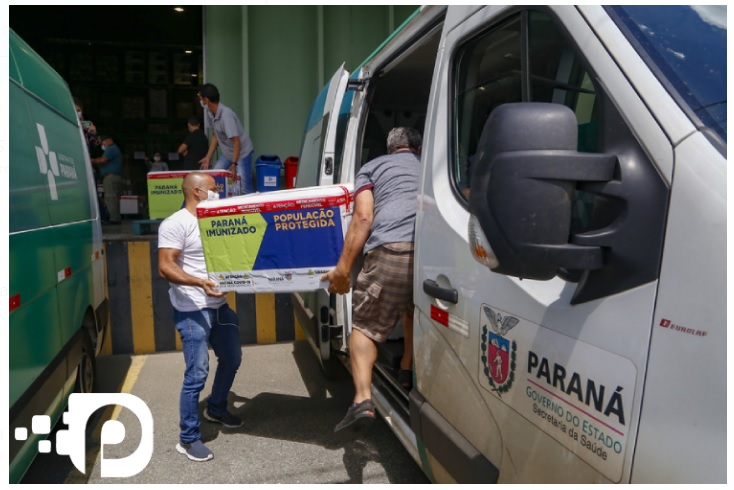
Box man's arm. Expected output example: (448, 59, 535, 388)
(321, 189, 374, 294)
(159, 247, 225, 297)
(199, 133, 218, 169)
(177, 142, 189, 155)
(229, 135, 241, 174)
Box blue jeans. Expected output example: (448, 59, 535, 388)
(214, 151, 253, 194)
(175, 304, 242, 444)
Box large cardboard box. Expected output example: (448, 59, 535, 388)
(147, 170, 237, 219)
(197, 184, 353, 293)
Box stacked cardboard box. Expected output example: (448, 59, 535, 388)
(147, 170, 236, 219)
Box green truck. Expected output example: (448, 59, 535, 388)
(9, 29, 108, 483)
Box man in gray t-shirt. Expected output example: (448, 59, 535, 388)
(198, 83, 255, 194)
(354, 147, 421, 253)
(322, 127, 422, 435)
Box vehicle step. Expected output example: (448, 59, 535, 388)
(374, 362, 410, 407)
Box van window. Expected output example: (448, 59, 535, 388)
(333, 90, 354, 184)
(297, 117, 328, 188)
(454, 16, 522, 198)
(453, 11, 599, 230)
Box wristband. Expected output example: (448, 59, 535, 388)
(231, 161, 237, 166)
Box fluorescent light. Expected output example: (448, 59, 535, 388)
(185, 50, 192, 54)
(174, 7, 184, 12)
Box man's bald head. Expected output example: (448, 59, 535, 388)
(182, 172, 218, 213)
(182, 172, 215, 199)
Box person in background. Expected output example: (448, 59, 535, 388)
(158, 172, 244, 462)
(197, 83, 254, 194)
(322, 127, 422, 435)
(74, 96, 108, 220)
(178, 116, 209, 171)
(73, 96, 102, 159)
(91, 134, 123, 224)
(149, 151, 169, 172)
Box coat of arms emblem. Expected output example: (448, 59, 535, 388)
(481, 306, 518, 396)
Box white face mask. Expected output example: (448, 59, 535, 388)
(101, 145, 107, 150)
(77, 110, 83, 119)
(199, 189, 219, 201)
(200, 100, 207, 109)
(154, 156, 161, 162)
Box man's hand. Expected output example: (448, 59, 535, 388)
(322, 267, 351, 294)
(321, 189, 374, 295)
(228, 162, 237, 175)
(199, 156, 211, 169)
(201, 278, 226, 298)
(160, 248, 225, 297)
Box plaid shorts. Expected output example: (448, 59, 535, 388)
(352, 242, 414, 343)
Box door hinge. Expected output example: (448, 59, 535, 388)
(347, 78, 367, 91)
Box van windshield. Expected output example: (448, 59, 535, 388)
(608, 6, 727, 143)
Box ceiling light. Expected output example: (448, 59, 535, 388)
(185, 50, 192, 54)
(174, 7, 184, 12)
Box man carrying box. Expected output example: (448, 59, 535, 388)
(158, 172, 244, 462)
(322, 127, 422, 435)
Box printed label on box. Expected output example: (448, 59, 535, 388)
(147, 171, 232, 219)
(197, 186, 352, 293)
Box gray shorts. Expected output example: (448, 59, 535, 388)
(352, 242, 414, 343)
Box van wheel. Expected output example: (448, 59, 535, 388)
(76, 331, 96, 393)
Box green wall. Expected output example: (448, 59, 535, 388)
(203, 6, 417, 163)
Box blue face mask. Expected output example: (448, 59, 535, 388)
(101, 145, 107, 150)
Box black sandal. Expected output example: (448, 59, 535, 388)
(398, 369, 413, 390)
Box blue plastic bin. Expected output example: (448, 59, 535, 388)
(255, 154, 282, 192)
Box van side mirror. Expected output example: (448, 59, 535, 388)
(469, 103, 616, 280)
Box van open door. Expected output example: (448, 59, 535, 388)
(295, 64, 350, 188)
(293, 64, 350, 377)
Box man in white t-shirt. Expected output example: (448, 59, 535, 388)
(158, 172, 242, 462)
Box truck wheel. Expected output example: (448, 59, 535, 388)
(75, 330, 97, 393)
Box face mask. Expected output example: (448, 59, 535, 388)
(200, 100, 207, 109)
(154, 156, 161, 162)
(101, 145, 107, 150)
(77, 110, 83, 119)
(199, 189, 219, 201)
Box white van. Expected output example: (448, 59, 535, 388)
(293, 5, 726, 483)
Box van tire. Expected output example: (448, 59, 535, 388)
(75, 330, 96, 394)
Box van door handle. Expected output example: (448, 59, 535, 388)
(324, 156, 333, 175)
(423, 279, 458, 304)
